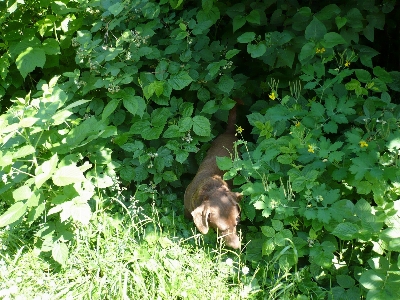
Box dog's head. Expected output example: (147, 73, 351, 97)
(191, 188, 242, 249)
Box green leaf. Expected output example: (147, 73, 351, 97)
(192, 116, 211, 136)
(332, 222, 359, 240)
(305, 17, 327, 41)
(13, 185, 32, 201)
(335, 16, 347, 29)
(108, 2, 124, 16)
(52, 241, 69, 266)
(373, 66, 392, 83)
(247, 43, 267, 58)
(337, 275, 355, 289)
(345, 79, 361, 90)
(70, 202, 92, 225)
(359, 270, 385, 290)
(35, 154, 58, 188)
(0, 202, 28, 227)
(237, 32, 256, 43)
(246, 10, 260, 24)
(217, 75, 235, 94)
(322, 32, 346, 48)
(168, 71, 193, 90)
(16, 47, 46, 78)
(42, 38, 61, 55)
(355, 69, 371, 83)
(52, 165, 86, 186)
(13, 145, 36, 159)
(102, 99, 120, 120)
(216, 156, 233, 170)
(225, 49, 240, 60)
(233, 15, 246, 32)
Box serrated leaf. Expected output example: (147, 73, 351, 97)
(192, 116, 210, 136)
(373, 66, 392, 83)
(35, 154, 58, 188)
(355, 69, 371, 83)
(168, 71, 193, 90)
(52, 165, 86, 186)
(359, 270, 384, 290)
(16, 47, 46, 78)
(102, 99, 120, 120)
(337, 275, 355, 288)
(217, 75, 234, 94)
(332, 222, 359, 240)
(52, 241, 69, 266)
(0, 202, 28, 227)
(261, 226, 275, 237)
(216, 156, 233, 170)
(13, 145, 36, 159)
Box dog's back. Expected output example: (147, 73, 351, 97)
(184, 103, 242, 249)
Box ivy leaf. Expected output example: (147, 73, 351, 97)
(168, 71, 193, 90)
(16, 47, 46, 78)
(192, 116, 211, 136)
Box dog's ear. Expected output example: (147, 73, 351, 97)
(235, 192, 243, 202)
(191, 204, 210, 234)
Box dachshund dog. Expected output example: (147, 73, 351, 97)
(184, 103, 242, 249)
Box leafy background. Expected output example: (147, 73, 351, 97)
(0, 0, 399, 298)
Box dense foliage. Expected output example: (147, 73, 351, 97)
(1, 0, 399, 298)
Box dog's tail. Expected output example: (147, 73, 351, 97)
(226, 98, 242, 134)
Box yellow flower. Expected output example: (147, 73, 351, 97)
(308, 144, 315, 153)
(236, 126, 244, 134)
(269, 91, 277, 100)
(295, 121, 301, 127)
(359, 140, 368, 148)
(316, 47, 326, 54)
(344, 60, 351, 67)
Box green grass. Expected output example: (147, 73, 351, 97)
(0, 202, 259, 299)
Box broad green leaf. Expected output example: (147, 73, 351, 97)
(237, 32, 256, 43)
(332, 222, 359, 240)
(233, 15, 246, 32)
(299, 42, 315, 62)
(202, 0, 213, 12)
(70, 202, 92, 225)
(35, 154, 58, 188)
(13, 145, 35, 159)
(337, 275, 355, 289)
(216, 156, 233, 170)
(192, 115, 211, 136)
(305, 17, 327, 41)
(13, 185, 32, 201)
(102, 99, 120, 120)
(322, 32, 346, 48)
(355, 69, 371, 83)
(345, 79, 361, 90)
(316, 4, 341, 20)
(52, 241, 69, 266)
(359, 270, 384, 290)
(0, 202, 27, 227)
(42, 38, 60, 55)
(217, 75, 234, 94)
(247, 43, 267, 58)
(52, 165, 86, 186)
(335, 16, 347, 29)
(16, 47, 46, 78)
(225, 49, 240, 60)
(373, 66, 392, 83)
(108, 2, 124, 16)
(168, 71, 193, 90)
(246, 10, 260, 24)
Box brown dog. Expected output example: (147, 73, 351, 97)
(184, 104, 242, 249)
